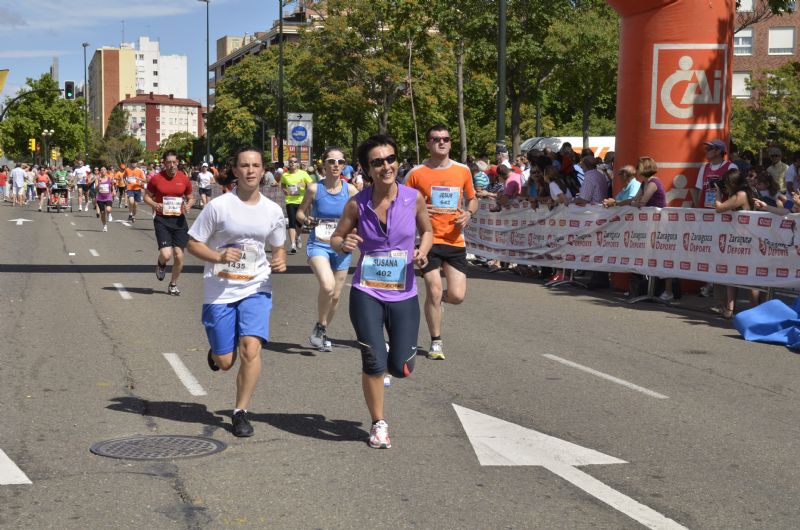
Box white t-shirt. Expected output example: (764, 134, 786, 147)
(188, 192, 286, 304)
(549, 181, 573, 202)
(784, 163, 799, 186)
(73, 165, 89, 184)
(11, 167, 25, 186)
(197, 171, 214, 188)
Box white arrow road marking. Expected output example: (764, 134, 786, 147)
(8, 218, 32, 226)
(0, 449, 31, 485)
(163, 353, 207, 396)
(89, 249, 99, 257)
(454, 404, 686, 530)
(112, 283, 132, 300)
(542, 354, 668, 399)
(70, 222, 76, 226)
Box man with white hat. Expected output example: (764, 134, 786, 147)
(197, 162, 215, 208)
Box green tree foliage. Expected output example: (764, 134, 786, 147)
(160, 131, 197, 162)
(104, 106, 129, 139)
(90, 105, 143, 167)
(0, 74, 87, 163)
(731, 62, 800, 153)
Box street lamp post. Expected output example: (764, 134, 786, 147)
(82, 42, 90, 160)
(495, 0, 507, 156)
(198, 0, 211, 165)
(42, 129, 54, 166)
(278, 0, 285, 166)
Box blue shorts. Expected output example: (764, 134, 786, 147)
(307, 241, 352, 271)
(126, 189, 142, 202)
(202, 292, 272, 355)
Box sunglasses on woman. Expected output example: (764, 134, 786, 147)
(369, 154, 397, 168)
(325, 158, 346, 165)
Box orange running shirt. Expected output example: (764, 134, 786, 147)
(405, 161, 475, 247)
(126, 168, 145, 191)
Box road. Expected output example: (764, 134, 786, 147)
(1, 198, 799, 529)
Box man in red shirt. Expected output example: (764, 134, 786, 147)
(144, 150, 195, 295)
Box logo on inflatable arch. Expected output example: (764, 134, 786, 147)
(651, 43, 727, 130)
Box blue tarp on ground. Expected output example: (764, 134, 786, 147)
(733, 298, 800, 351)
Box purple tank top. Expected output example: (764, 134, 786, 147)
(645, 177, 667, 208)
(96, 177, 115, 202)
(351, 184, 418, 302)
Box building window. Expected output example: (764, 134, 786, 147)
(737, 0, 754, 11)
(732, 71, 751, 99)
(153, 71, 158, 76)
(734, 28, 753, 56)
(768, 27, 795, 55)
(153, 82, 158, 87)
(153, 59, 158, 64)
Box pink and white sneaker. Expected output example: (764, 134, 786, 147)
(368, 420, 391, 449)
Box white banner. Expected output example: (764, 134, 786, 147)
(465, 201, 800, 288)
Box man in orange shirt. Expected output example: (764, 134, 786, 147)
(114, 164, 129, 208)
(125, 161, 146, 222)
(405, 124, 477, 360)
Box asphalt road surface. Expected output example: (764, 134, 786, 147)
(1, 198, 799, 529)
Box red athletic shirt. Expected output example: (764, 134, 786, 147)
(148, 171, 192, 217)
(0, 172, 7, 186)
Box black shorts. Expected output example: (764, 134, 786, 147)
(154, 215, 189, 249)
(78, 184, 88, 192)
(285, 203, 301, 228)
(199, 187, 212, 196)
(36, 187, 48, 196)
(97, 200, 113, 210)
(421, 244, 468, 275)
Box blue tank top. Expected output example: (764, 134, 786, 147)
(309, 181, 349, 246)
(351, 183, 418, 302)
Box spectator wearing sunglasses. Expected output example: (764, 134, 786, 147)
(405, 124, 478, 360)
(766, 147, 789, 193)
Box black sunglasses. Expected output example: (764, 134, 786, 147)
(369, 154, 398, 168)
(429, 136, 451, 144)
(326, 158, 346, 165)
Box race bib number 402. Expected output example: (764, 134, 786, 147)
(359, 250, 408, 291)
(213, 244, 259, 281)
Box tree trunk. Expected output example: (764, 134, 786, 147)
(351, 125, 358, 163)
(456, 40, 467, 163)
(510, 75, 525, 158)
(379, 94, 391, 135)
(582, 93, 591, 149)
(535, 86, 542, 137)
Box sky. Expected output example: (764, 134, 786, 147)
(0, 0, 286, 105)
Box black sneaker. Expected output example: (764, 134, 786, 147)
(167, 283, 181, 296)
(232, 410, 253, 437)
(156, 260, 167, 281)
(207, 348, 220, 372)
(290, 246, 297, 255)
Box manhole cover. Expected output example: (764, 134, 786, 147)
(90, 435, 226, 460)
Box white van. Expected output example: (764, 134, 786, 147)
(521, 136, 616, 159)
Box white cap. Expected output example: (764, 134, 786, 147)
(201, 162, 208, 167)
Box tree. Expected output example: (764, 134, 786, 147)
(104, 106, 129, 139)
(0, 74, 87, 163)
(160, 131, 197, 162)
(736, 0, 797, 33)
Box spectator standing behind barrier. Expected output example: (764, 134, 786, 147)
(714, 168, 757, 319)
(754, 171, 785, 207)
(766, 147, 789, 193)
(574, 156, 607, 206)
(603, 165, 640, 207)
(781, 151, 800, 194)
(693, 139, 736, 209)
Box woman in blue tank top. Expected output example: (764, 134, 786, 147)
(296, 147, 358, 352)
(330, 134, 433, 449)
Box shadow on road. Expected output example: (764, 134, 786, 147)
(101, 285, 170, 296)
(106, 397, 368, 441)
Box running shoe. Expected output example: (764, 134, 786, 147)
(167, 283, 181, 296)
(128, 214, 133, 221)
(130, 216, 135, 224)
(428, 340, 445, 360)
(320, 336, 332, 352)
(309, 322, 326, 349)
(296, 236, 302, 249)
(85, 204, 89, 212)
(658, 291, 674, 302)
(156, 260, 167, 281)
(102, 225, 108, 232)
(207, 348, 220, 372)
(108, 214, 113, 222)
(384, 374, 392, 388)
(232, 410, 254, 437)
(290, 246, 297, 255)
(368, 420, 391, 449)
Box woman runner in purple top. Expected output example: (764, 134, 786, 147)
(330, 134, 433, 449)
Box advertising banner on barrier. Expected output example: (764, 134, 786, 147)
(465, 201, 800, 288)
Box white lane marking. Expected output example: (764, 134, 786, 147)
(112, 283, 132, 300)
(70, 222, 76, 226)
(163, 353, 207, 396)
(68, 252, 76, 256)
(89, 249, 99, 257)
(454, 405, 686, 530)
(76, 232, 83, 238)
(122, 222, 131, 227)
(542, 354, 669, 399)
(0, 449, 32, 485)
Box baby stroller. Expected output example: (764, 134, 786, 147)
(47, 186, 73, 213)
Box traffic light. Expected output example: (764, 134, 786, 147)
(64, 81, 75, 100)
(28, 139, 36, 152)
(50, 149, 58, 160)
